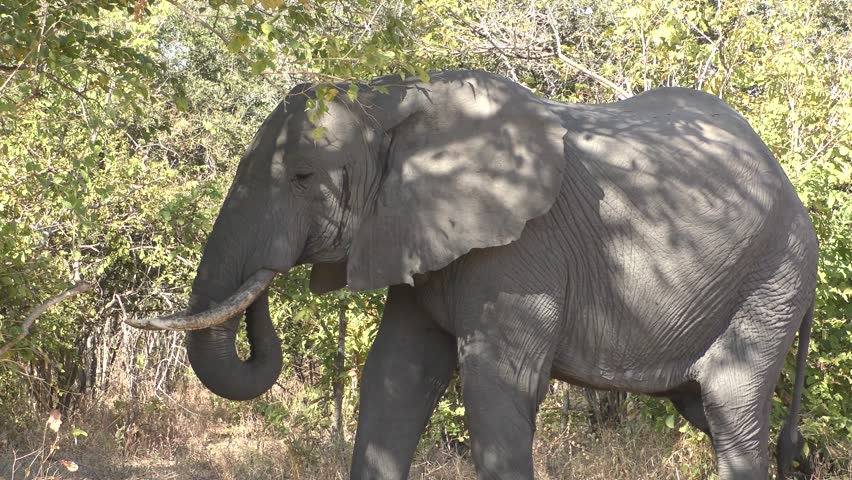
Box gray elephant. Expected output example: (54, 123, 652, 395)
(129, 70, 817, 480)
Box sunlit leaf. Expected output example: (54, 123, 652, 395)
(59, 460, 79, 472)
(47, 409, 62, 433)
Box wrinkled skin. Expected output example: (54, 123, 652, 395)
(169, 71, 818, 479)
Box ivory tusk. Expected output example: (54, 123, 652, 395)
(125, 269, 277, 331)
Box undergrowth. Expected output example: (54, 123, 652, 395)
(2, 380, 849, 479)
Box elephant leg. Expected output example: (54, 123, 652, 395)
(669, 389, 712, 438)
(696, 314, 798, 478)
(351, 285, 456, 480)
(456, 295, 560, 480)
(699, 367, 774, 480)
(457, 344, 547, 480)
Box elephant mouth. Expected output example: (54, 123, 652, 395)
(126, 269, 277, 330)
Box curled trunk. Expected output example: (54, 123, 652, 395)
(185, 290, 283, 401)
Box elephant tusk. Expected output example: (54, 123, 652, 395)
(125, 269, 277, 331)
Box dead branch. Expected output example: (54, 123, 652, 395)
(445, 5, 632, 101)
(556, 53, 633, 100)
(0, 281, 94, 357)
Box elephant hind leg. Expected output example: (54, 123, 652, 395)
(695, 232, 815, 480)
(694, 309, 801, 479)
(697, 363, 775, 480)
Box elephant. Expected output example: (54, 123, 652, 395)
(128, 70, 818, 480)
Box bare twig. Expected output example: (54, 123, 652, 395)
(802, 126, 852, 167)
(0, 64, 34, 72)
(556, 53, 632, 100)
(0, 281, 94, 357)
(442, 4, 631, 101)
(44, 71, 89, 100)
(545, 7, 631, 100)
(471, 3, 518, 81)
(261, 70, 347, 82)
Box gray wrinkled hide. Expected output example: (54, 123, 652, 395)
(189, 71, 817, 480)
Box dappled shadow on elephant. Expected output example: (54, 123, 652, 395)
(127, 70, 818, 480)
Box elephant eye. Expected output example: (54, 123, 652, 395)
(293, 172, 313, 182)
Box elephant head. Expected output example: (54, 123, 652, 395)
(128, 71, 567, 400)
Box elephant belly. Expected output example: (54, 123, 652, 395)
(548, 247, 743, 394)
(550, 335, 698, 394)
(547, 270, 741, 393)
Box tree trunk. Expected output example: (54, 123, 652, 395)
(560, 383, 570, 432)
(331, 301, 348, 445)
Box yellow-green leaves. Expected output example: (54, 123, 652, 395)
(346, 83, 360, 102)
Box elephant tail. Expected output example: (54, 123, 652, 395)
(776, 300, 814, 479)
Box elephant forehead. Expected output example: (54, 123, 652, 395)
(263, 119, 368, 178)
(439, 72, 536, 118)
(310, 103, 365, 151)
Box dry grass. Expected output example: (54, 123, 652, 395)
(2, 382, 849, 480)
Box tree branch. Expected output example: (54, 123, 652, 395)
(0, 64, 34, 72)
(556, 53, 633, 100)
(448, 7, 632, 101)
(165, 0, 252, 66)
(0, 281, 94, 358)
(544, 8, 631, 100)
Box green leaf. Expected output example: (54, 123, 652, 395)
(251, 59, 267, 76)
(311, 127, 328, 142)
(347, 83, 360, 102)
(174, 95, 188, 112)
(665, 414, 675, 429)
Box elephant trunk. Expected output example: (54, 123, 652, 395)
(126, 265, 283, 399)
(126, 227, 292, 400)
(126, 125, 304, 400)
(185, 289, 282, 401)
(178, 227, 292, 400)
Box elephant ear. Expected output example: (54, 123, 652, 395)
(346, 71, 567, 290)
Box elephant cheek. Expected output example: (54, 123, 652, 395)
(258, 215, 309, 272)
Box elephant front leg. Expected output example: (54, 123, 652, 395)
(351, 285, 456, 480)
(457, 338, 552, 480)
(456, 297, 560, 480)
